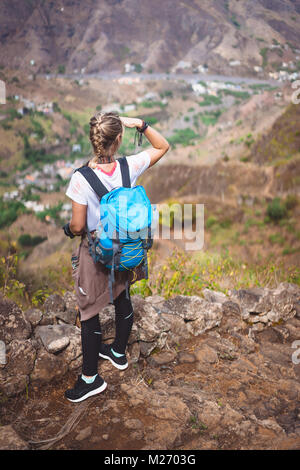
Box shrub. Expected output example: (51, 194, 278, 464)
(168, 128, 200, 148)
(18, 234, 46, 247)
(0, 198, 27, 228)
(57, 65, 66, 74)
(199, 95, 222, 106)
(267, 198, 287, 222)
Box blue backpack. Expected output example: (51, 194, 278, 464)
(75, 157, 157, 302)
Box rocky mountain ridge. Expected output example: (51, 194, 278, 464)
(1, 0, 300, 76)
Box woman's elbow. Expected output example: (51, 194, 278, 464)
(163, 141, 170, 153)
(70, 221, 85, 235)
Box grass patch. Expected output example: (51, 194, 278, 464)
(199, 95, 222, 106)
(168, 128, 200, 148)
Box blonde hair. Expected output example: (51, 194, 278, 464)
(89, 111, 124, 165)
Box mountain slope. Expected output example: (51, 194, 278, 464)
(1, 0, 300, 75)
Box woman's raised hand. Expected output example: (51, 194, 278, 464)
(120, 116, 143, 128)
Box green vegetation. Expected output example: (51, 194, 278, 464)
(57, 65, 66, 74)
(36, 202, 64, 224)
(18, 234, 46, 247)
(219, 89, 250, 100)
(0, 198, 27, 229)
(22, 135, 62, 167)
(139, 100, 167, 109)
(268, 233, 285, 246)
(198, 110, 223, 126)
(260, 48, 268, 68)
(132, 63, 143, 73)
(267, 197, 287, 222)
(230, 14, 241, 29)
(131, 248, 300, 299)
(168, 128, 200, 148)
(160, 90, 173, 99)
(199, 95, 222, 106)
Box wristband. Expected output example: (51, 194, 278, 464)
(63, 222, 75, 239)
(134, 120, 149, 146)
(136, 120, 149, 133)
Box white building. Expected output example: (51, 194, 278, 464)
(192, 83, 207, 95)
(172, 60, 192, 72)
(124, 104, 136, 112)
(72, 144, 82, 153)
(124, 63, 135, 73)
(229, 60, 241, 67)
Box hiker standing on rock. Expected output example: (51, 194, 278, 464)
(63, 112, 169, 402)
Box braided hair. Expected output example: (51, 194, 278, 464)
(89, 111, 124, 165)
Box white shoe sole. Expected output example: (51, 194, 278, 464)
(99, 352, 128, 370)
(66, 380, 107, 403)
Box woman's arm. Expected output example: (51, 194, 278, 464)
(120, 117, 170, 167)
(69, 201, 87, 235)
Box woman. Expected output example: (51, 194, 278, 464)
(63, 112, 169, 402)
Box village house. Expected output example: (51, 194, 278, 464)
(72, 144, 82, 153)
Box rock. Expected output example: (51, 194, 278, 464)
(177, 352, 196, 363)
(130, 430, 144, 440)
(194, 345, 218, 364)
(161, 295, 223, 336)
(160, 313, 191, 345)
(41, 293, 66, 324)
(186, 303, 223, 336)
(124, 419, 144, 430)
(148, 395, 190, 422)
(0, 296, 31, 343)
(30, 348, 68, 383)
(102, 434, 109, 440)
(162, 295, 220, 321)
(44, 293, 65, 314)
(259, 418, 284, 434)
(231, 283, 300, 325)
(63, 291, 78, 324)
(0, 373, 30, 397)
(221, 404, 244, 427)
(35, 324, 80, 353)
(23, 308, 43, 327)
(231, 333, 256, 354)
(75, 426, 93, 441)
(128, 342, 140, 363)
(5, 339, 36, 376)
(197, 400, 222, 428)
(140, 341, 156, 357)
(295, 301, 300, 319)
(222, 301, 241, 316)
(148, 351, 177, 366)
(144, 295, 165, 305)
(0, 425, 28, 450)
(131, 296, 170, 342)
(203, 289, 228, 304)
(56, 309, 77, 325)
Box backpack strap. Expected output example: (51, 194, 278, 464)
(117, 156, 131, 188)
(75, 166, 108, 200)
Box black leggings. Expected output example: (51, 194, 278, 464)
(80, 289, 133, 376)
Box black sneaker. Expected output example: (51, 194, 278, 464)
(99, 343, 128, 370)
(65, 374, 107, 403)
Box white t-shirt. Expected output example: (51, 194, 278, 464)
(66, 150, 151, 231)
